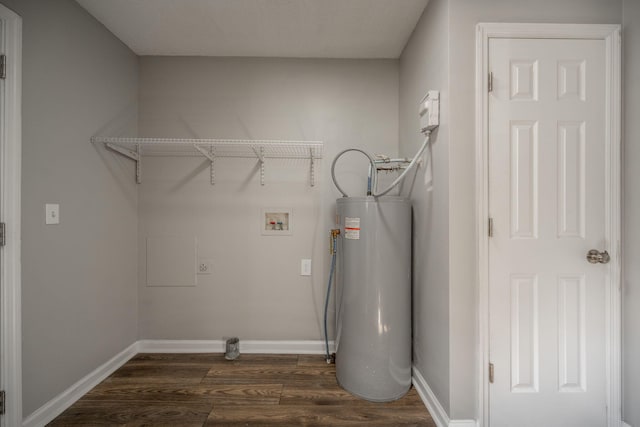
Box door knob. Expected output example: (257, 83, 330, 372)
(586, 249, 610, 264)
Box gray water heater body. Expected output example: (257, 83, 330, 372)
(335, 196, 412, 402)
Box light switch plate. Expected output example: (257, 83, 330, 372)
(301, 259, 312, 276)
(45, 203, 60, 225)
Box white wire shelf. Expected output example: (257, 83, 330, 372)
(91, 137, 323, 186)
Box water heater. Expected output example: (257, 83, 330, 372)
(335, 196, 412, 402)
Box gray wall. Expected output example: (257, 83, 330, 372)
(138, 57, 399, 341)
(0, 0, 139, 417)
(399, 0, 451, 415)
(623, 0, 640, 425)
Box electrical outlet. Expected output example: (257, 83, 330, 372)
(197, 258, 213, 275)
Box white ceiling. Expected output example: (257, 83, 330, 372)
(75, 0, 429, 59)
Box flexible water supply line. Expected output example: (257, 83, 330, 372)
(330, 148, 379, 197)
(324, 229, 340, 364)
(323, 248, 336, 363)
(330, 131, 431, 198)
(371, 130, 431, 197)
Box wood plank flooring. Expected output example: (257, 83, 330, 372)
(49, 353, 436, 426)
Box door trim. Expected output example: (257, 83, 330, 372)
(0, 4, 21, 427)
(475, 23, 622, 427)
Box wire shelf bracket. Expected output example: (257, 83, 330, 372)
(193, 145, 216, 185)
(251, 146, 266, 186)
(93, 137, 323, 186)
(105, 142, 142, 184)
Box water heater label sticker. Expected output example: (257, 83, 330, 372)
(345, 217, 361, 240)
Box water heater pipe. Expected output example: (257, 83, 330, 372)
(330, 148, 379, 197)
(371, 130, 431, 197)
(330, 131, 431, 198)
(331, 90, 438, 198)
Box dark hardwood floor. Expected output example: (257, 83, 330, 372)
(49, 353, 436, 426)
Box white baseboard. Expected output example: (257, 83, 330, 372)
(412, 367, 449, 427)
(412, 366, 477, 427)
(138, 339, 335, 354)
(22, 341, 138, 427)
(23, 339, 335, 426)
(137, 339, 225, 353)
(449, 421, 477, 427)
(623, 422, 632, 427)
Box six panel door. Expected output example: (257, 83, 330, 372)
(488, 38, 609, 427)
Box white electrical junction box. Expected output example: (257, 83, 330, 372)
(419, 90, 440, 132)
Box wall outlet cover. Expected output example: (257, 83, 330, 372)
(197, 258, 213, 275)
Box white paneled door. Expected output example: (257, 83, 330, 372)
(488, 38, 609, 426)
(0, 4, 22, 425)
(0, 19, 3, 426)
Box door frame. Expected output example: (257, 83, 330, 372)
(475, 23, 622, 427)
(0, 4, 21, 427)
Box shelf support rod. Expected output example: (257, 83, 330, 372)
(310, 148, 315, 187)
(210, 146, 215, 185)
(136, 144, 141, 184)
(194, 144, 216, 185)
(105, 142, 142, 184)
(252, 146, 265, 186)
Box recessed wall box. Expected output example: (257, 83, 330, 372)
(261, 208, 292, 236)
(419, 90, 440, 132)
